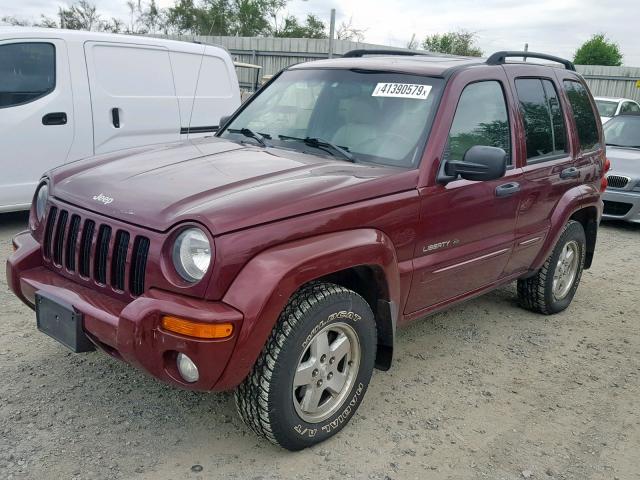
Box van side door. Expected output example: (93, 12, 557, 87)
(84, 42, 180, 154)
(0, 39, 74, 211)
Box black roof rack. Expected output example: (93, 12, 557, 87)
(342, 49, 428, 58)
(486, 51, 575, 71)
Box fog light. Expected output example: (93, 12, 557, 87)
(177, 353, 199, 383)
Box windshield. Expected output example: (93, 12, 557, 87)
(220, 68, 443, 167)
(595, 99, 618, 118)
(603, 115, 640, 148)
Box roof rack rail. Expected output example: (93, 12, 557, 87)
(486, 51, 575, 71)
(342, 49, 427, 58)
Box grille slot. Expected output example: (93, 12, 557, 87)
(111, 230, 130, 291)
(65, 215, 81, 271)
(94, 225, 112, 284)
(603, 200, 633, 216)
(41, 206, 150, 297)
(52, 210, 68, 266)
(78, 220, 95, 278)
(43, 206, 58, 260)
(606, 175, 630, 189)
(130, 236, 150, 296)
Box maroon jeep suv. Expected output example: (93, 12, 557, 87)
(7, 50, 606, 450)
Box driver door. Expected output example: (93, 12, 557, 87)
(406, 73, 523, 313)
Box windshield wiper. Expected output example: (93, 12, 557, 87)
(227, 128, 269, 147)
(278, 135, 354, 162)
(607, 143, 640, 149)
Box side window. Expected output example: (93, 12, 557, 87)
(445, 81, 511, 164)
(621, 101, 640, 113)
(563, 80, 600, 151)
(515, 78, 567, 162)
(0, 42, 56, 108)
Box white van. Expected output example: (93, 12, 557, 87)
(0, 28, 241, 212)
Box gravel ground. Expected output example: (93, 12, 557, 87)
(1, 211, 639, 480)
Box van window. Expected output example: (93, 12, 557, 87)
(515, 78, 567, 162)
(445, 81, 511, 164)
(563, 81, 600, 151)
(0, 43, 55, 108)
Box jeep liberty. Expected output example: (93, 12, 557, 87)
(7, 50, 606, 450)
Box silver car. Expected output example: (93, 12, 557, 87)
(602, 113, 640, 223)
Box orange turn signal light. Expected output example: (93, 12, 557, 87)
(161, 316, 233, 339)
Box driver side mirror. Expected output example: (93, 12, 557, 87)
(439, 145, 508, 183)
(219, 115, 232, 130)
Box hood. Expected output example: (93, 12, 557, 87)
(606, 146, 640, 178)
(50, 137, 416, 234)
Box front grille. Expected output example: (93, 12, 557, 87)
(42, 206, 150, 297)
(606, 175, 630, 189)
(603, 200, 633, 216)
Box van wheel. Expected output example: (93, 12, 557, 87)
(517, 220, 586, 314)
(234, 282, 376, 451)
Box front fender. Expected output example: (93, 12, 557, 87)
(214, 228, 400, 390)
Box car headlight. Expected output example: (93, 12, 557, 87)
(35, 183, 49, 223)
(172, 228, 211, 282)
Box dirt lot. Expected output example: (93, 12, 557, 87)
(0, 211, 638, 480)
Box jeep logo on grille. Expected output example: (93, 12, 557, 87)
(92, 193, 114, 205)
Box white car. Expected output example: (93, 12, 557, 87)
(0, 28, 241, 213)
(594, 96, 640, 124)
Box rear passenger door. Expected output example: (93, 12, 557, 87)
(504, 73, 586, 275)
(84, 42, 181, 154)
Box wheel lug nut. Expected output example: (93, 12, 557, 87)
(317, 379, 323, 387)
(312, 369, 318, 377)
(327, 372, 333, 380)
(320, 354, 327, 363)
(329, 357, 335, 364)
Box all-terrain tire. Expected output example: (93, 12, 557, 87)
(517, 220, 586, 315)
(234, 282, 377, 451)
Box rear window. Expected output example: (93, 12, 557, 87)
(515, 78, 567, 162)
(595, 99, 618, 117)
(0, 42, 55, 108)
(563, 81, 600, 151)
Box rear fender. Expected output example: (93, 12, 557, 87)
(215, 228, 400, 390)
(530, 185, 595, 271)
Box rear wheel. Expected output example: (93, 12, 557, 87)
(517, 220, 586, 314)
(234, 282, 376, 450)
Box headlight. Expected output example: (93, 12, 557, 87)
(35, 183, 49, 223)
(172, 228, 211, 282)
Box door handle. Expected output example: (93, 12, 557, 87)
(111, 108, 120, 128)
(495, 182, 521, 197)
(42, 112, 67, 126)
(560, 166, 579, 179)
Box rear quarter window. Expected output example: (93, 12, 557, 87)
(563, 81, 600, 151)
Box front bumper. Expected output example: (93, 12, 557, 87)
(7, 231, 243, 391)
(602, 189, 640, 223)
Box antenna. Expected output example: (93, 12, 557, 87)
(185, 19, 220, 137)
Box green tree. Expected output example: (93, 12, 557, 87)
(58, 0, 102, 30)
(422, 30, 483, 57)
(573, 33, 623, 66)
(274, 14, 326, 38)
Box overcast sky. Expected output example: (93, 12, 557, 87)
(2, 0, 640, 66)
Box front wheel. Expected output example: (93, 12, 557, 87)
(234, 282, 377, 450)
(517, 220, 586, 314)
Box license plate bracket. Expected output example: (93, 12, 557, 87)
(35, 291, 95, 353)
